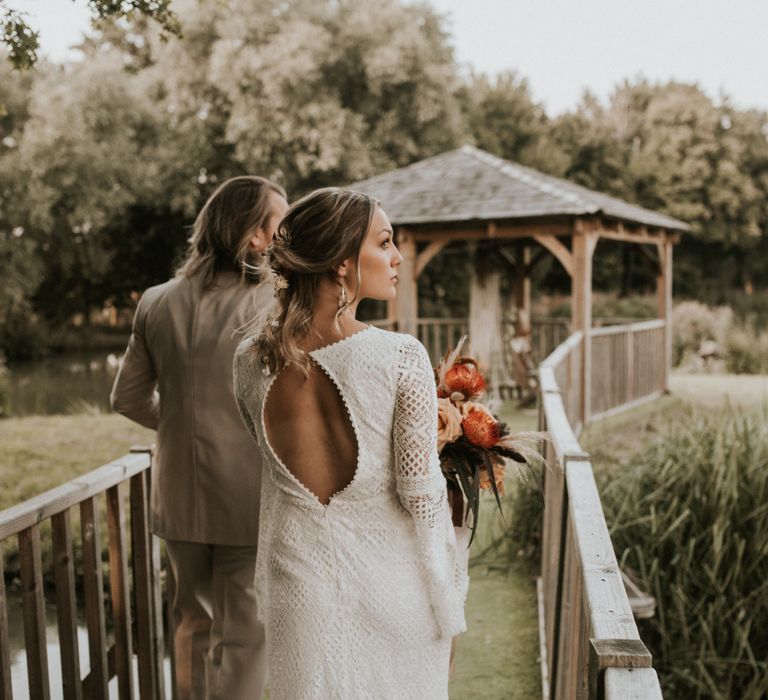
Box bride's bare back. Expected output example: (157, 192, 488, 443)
(263, 360, 358, 505)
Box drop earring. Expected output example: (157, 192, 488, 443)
(338, 281, 348, 309)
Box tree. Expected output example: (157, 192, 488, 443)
(1, 0, 180, 68)
(547, 80, 768, 298)
(15, 51, 186, 322)
(5, 0, 467, 333)
(459, 70, 567, 174)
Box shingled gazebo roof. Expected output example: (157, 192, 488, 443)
(349, 144, 690, 232)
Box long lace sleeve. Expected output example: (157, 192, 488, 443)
(233, 341, 261, 445)
(232, 340, 276, 623)
(393, 338, 468, 639)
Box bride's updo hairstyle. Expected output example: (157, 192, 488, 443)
(250, 187, 378, 375)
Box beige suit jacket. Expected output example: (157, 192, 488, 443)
(111, 272, 268, 545)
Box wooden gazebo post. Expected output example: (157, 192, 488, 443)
(571, 221, 598, 425)
(395, 228, 418, 336)
(656, 235, 674, 392)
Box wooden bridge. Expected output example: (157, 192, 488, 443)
(0, 316, 664, 699)
(537, 326, 663, 699)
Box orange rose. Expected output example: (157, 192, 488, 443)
(437, 398, 463, 452)
(461, 403, 502, 449)
(479, 461, 506, 496)
(441, 359, 485, 402)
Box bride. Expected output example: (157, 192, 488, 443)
(233, 187, 467, 699)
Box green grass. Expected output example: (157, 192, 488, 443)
(0, 413, 154, 511)
(581, 372, 768, 465)
(0, 413, 153, 574)
(449, 400, 542, 698)
(449, 562, 541, 699)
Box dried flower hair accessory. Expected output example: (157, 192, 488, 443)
(272, 270, 289, 291)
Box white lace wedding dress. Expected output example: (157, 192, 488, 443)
(234, 326, 468, 699)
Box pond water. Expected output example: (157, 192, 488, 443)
(6, 597, 171, 698)
(4, 351, 122, 417)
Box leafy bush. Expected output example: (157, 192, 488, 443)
(672, 301, 732, 366)
(725, 327, 768, 374)
(0, 306, 50, 362)
(722, 291, 768, 332)
(597, 407, 768, 699)
(544, 294, 657, 321)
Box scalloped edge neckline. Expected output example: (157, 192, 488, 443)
(307, 325, 374, 355)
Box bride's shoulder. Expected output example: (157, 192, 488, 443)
(365, 327, 430, 366)
(234, 335, 258, 361)
(233, 336, 266, 382)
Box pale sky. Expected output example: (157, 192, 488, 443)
(25, 0, 768, 116)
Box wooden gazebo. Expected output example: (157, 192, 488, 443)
(350, 145, 689, 422)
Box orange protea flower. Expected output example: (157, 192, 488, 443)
(479, 460, 506, 496)
(441, 358, 486, 402)
(461, 403, 502, 449)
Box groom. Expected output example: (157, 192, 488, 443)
(111, 176, 288, 699)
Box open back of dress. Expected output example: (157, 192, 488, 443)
(263, 360, 358, 506)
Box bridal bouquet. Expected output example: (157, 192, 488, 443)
(435, 337, 544, 541)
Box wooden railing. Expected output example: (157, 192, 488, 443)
(531, 318, 571, 365)
(371, 316, 570, 367)
(538, 334, 662, 699)
(416, 317, 469, 364)
(589, 320, 666, 421)
(0, 448, 169, 699)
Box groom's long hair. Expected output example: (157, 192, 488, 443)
(176, 175, 286, 289)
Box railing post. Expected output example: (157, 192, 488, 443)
(130, 447, 163, 700)
(107, 484, 135, 699)
(0, 544, 14, 699)
(51, 511, 82, 700)
(588, 639, 653, 700)
(19, 525, 50, 700)
(604, 667, 663, 699)
(80, 497, 109, 698)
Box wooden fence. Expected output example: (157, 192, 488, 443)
(416, 317, 469, 364)
(373, 316, 571, 368)
(589, 320, 666, 421)
(0, 448, 169, 699)
(538, 334, 662, 699)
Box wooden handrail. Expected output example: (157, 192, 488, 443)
(589, 321, 666, 421)
(538, 333, 662, 699)
(0, 452, 151, 540)
(0, 447, 169, 699)
(589, 319, 664, 337)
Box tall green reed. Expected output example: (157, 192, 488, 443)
(597, 405, 768, 699)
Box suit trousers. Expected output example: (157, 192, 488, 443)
(164, 540, 265, 700)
